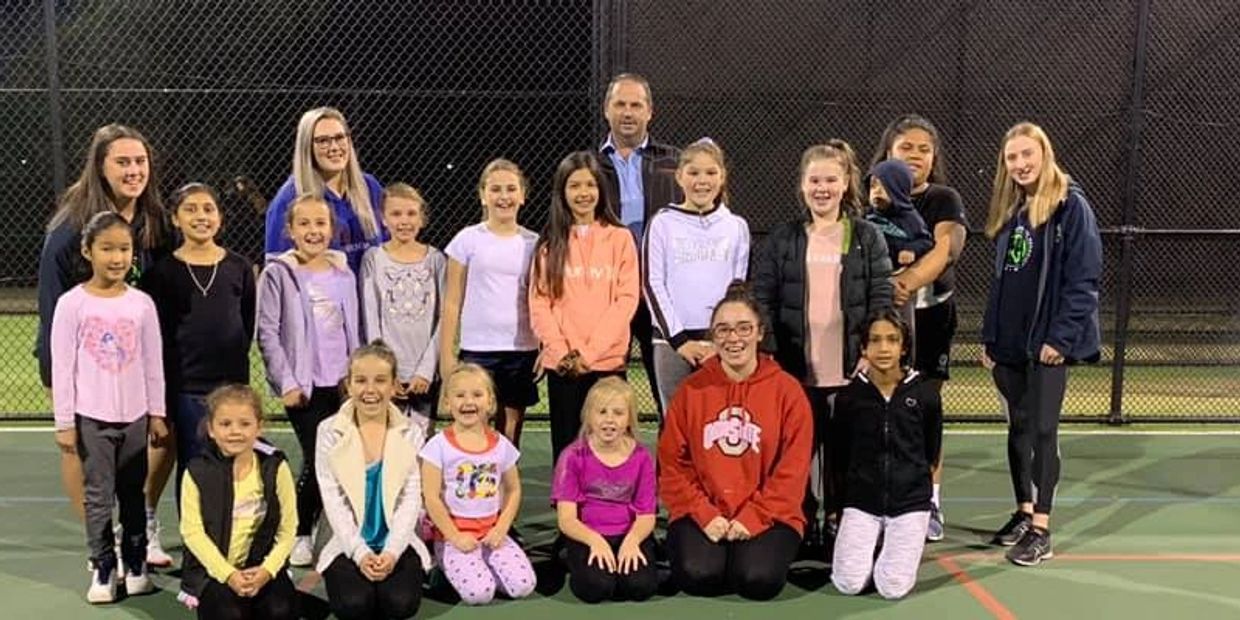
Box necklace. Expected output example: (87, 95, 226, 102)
(185, 259, 220, 297)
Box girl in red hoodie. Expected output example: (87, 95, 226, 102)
(530, 151, 640, 465)
(658, 280, 813, 600)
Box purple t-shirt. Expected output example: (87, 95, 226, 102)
(303, 267, 352, 386)
(550, 439, 656, 537)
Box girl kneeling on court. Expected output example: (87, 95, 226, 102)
(179, 384, 298, 619)
(658, 281, 813, 600)
(830, 309, 943, 600)
(316, 342, 432, 620)
(421, 364, 537, 605)
(552, 377, 658, 603)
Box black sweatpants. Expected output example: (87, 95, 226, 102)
(323, 548, 425, 620)
(547, 369, 626, 466)
(631, 298, 662, 416)
(197, 570, 298, 620)
(666, 517, 801, 601)
(993, 363, 1068, 515)
(802, 386, 843, 534)
(286, 386, 341, 536)
(564, 534, 658, 603)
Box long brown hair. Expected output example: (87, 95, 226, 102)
(985, 122, 1071, 238)
(48, 124, 167, 250)
(533, 151, 620, 300)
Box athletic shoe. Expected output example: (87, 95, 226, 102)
(991, 511, 1032, 546)
(146, 518, 174, 567)
(1006, 527, 1054, 566)
(124, 564, 155, 596)
(290, 535, 314, 567)
(926, 505, 945, 542)
(86, 560, 118, 604)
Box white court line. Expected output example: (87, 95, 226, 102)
(3, 426, 1240, 436)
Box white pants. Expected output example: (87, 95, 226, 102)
(831, 508, 929, 600)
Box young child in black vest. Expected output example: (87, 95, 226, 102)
(178, 384, 298, 619)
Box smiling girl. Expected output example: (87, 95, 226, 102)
(530, 151, 639, 463)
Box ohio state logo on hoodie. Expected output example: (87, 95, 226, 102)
(703, 406, 762, 456)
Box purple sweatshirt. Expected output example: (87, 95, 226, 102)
(256, 249, 360, 398)
(51, 285, 166, 430)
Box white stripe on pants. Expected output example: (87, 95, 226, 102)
(831, 508, 929, 600)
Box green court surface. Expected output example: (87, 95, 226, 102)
(1, 426, 1239, 618)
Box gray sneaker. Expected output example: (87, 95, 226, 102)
(926, 505, 945, 542)
(992, 511, 1032, 546)
(1006, 527, 1054, 566)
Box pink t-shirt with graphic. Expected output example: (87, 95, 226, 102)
(806, 225, 847, 387)
(550, 439, 656, 536)
(50, 285, 165, 429)
(420, 427, 520, 538)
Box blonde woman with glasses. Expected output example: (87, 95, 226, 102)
(264, 107, 386, 273)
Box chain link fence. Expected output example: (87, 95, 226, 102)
(2, 1, 1237, 421)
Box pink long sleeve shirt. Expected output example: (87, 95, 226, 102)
(51, 284, 165, 430)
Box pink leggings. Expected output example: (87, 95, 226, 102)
(434, 537, 536, 605)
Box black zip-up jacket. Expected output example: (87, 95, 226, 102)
(831, 371, 943, 517)
(181, 439, 286, 597)
(598, 137, 683, 236)
(751, 216, 893, 382)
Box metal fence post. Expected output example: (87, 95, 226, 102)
(43, 0, 66, 195)
(1109, 0, 1153, 425)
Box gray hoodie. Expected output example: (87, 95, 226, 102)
(256, 249, 360, 398)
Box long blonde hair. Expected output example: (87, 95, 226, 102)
(985, 122, 1070, 238)
(578, 377, 639, 441)
(292, 107, 379, 239)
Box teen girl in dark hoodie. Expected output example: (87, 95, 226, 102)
(981, 122, 1102, 567)
(658, 281, 813, 601)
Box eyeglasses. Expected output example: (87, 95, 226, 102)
(312, 132, 350, 149)
(711, 322, 756, 340)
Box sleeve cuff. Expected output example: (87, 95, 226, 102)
(733, 506, 769, 538)
(690, 504, 720, 530)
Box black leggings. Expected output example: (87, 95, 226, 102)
(323, 548, 425, 620)
(197, 570, 298, 620)
(994, 363, 1068, 515)
(287, 386, 341, 536)
(564, 534, 658, 603)
(547, 369, 625, 466)
(803, 386, 842, 530)
(666, 517, 801, 600)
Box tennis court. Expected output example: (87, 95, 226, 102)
(2, 425, 1238, 618)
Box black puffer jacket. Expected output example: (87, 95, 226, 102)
(751, 216, 893, 382)
(832, 371, 943, 517)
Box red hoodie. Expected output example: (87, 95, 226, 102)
(658, 355, 813, 536)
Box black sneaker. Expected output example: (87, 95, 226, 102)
(1006, 527, 1053, 566)
(991, 511, 1032, 546)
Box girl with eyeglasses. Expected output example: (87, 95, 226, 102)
(264, 107, 386, 273)
(658, 280, 812, 600)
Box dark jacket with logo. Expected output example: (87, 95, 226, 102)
(751, 216, 893, 382)
(981, 183, 1102, 363)
(832, 371, 943, 517)
(180, 439, 286, 597)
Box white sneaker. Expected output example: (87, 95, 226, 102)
(146, 518, 174, 567)
(289, 535, 314, 567)
(125, 567, 155, 596)
(86, 565, 118, 604)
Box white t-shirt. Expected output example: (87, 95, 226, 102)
(419, 428, 520, 521)
(445, 222, 539, 351)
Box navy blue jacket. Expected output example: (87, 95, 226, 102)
(982, 183, 1102, 363)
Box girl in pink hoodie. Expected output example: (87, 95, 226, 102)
(530, 151, 640, 464)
